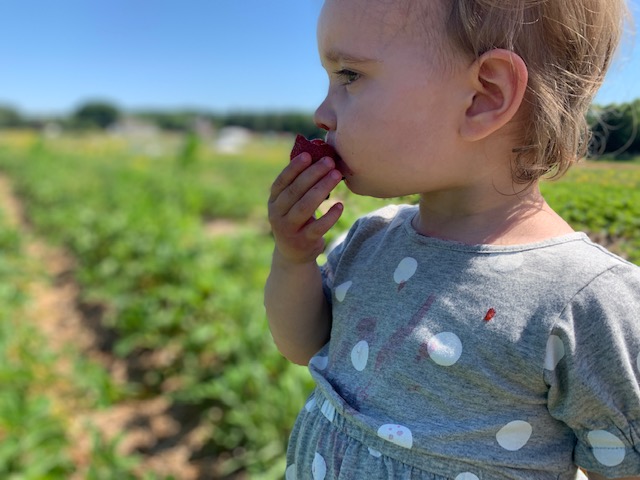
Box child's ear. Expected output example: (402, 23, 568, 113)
(459, 49, 528, 141)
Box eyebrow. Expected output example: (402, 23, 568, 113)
(322, 48, 379, 65)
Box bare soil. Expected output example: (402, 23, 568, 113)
(0, 174, 241, 479)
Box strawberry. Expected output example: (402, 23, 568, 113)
(290, 134, 342, 163)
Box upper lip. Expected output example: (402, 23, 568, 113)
(324, 134, 337, 150)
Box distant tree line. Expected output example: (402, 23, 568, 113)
(588, 99, 640, 158)
(136, 110, 325, 139)
(0, 101, 123, 130)
(0, 101, 326, 140)
(1, 99, 638, 157)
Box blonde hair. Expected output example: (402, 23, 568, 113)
(444, 0, 627, 182)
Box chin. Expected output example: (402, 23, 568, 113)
(342, 178, 365, 196)
(344, 178, 398, 199)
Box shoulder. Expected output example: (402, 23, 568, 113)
(568, 257, 640, 317)
(554, 240, 640, 339)
(355, 203, 416, 230)
(536, 234, 640, 289)
(323, 204, 417, 271)
(327, 204, 416, 252)
(557, 234, 640, 304)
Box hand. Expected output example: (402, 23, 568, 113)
(268, 152, 344, 264)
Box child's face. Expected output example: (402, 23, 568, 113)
(315, 0, 472, 198)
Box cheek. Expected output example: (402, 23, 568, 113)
(383, 83, 435, 125)
(336, 83, 445, 163)
(340, 118, 409, 166)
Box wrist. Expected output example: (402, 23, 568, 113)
(272, 245, 322, 269)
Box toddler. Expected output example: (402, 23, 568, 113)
(265, 0, 640, 478)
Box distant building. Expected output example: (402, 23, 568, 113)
(109, 117, 160, 139)
(215, 126, 252, 154)
(43, 122, 63, 138)
(109, 117, 166, 157)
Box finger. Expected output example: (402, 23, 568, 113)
(303, 202, 344, 240)
(270, 157, 338, 218)
(269, 153, 312, 202)
(286, 168, 343, 226)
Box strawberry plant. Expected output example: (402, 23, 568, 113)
(0, 131, 637, 478)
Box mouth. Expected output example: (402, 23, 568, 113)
(290, 134, 352, 176)
(323, 137, 352, 177)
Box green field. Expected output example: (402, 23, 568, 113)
(0, 130, 638, 478)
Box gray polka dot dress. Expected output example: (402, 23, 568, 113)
(285, 205, 640, 479)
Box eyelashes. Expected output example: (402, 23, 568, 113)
(334, 69, 361, 85)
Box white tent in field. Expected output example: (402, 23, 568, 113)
(215, 126, 252, 154)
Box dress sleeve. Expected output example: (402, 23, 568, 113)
(545, 263, 640, 476)
(320, 220, 360, 306)
(320, 241, 342, 306)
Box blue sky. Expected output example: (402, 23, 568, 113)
(1, 0, 638, 117)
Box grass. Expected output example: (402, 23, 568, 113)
(0, 208, 165, 478)
(0, 129, 637, 478)
(541, 163, 640, 263)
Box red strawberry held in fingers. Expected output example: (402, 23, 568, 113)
(290, 134, 342, 164)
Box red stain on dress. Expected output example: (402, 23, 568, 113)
(484, 308, 496, 322)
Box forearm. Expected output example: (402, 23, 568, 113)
(265, 150, 343, 364)
(264, 249, 332, 365)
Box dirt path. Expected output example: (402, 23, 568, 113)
(0, 174, 217, 479)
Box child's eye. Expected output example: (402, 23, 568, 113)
(335, 69, 361, 85)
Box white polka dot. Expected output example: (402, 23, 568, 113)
(321, 400, 336, 423)
(544, 335, 565, 370)
(427, 332, 463, 366)
(368, 447, 382, 458)
(377, 424, 413, 449)
(305, 397, 317, 412)
(490, 253, 524, 273)
(588, 430, 626, 467)
(335, 281, 353, 302)
(496, 421, 533, 451)
(394, 257, 418, 285)
(351, 340, 369, 371)
(312, 452, 327, 480)
(285, 464, 297, 480)
(455, 473, 479, 480)
(309, 356, 329, 370)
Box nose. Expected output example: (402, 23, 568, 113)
(314, 95, 336, 132)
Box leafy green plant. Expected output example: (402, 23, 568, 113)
(0, 134, 315, 476)
(542, 166, 640, 263)
(84, 428, 173, 480)
(0, 210, 74, 478)
(0, 202, 173, 478)
(0, 132, 637, 478)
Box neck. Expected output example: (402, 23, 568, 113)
(414, 183, 574, 245)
